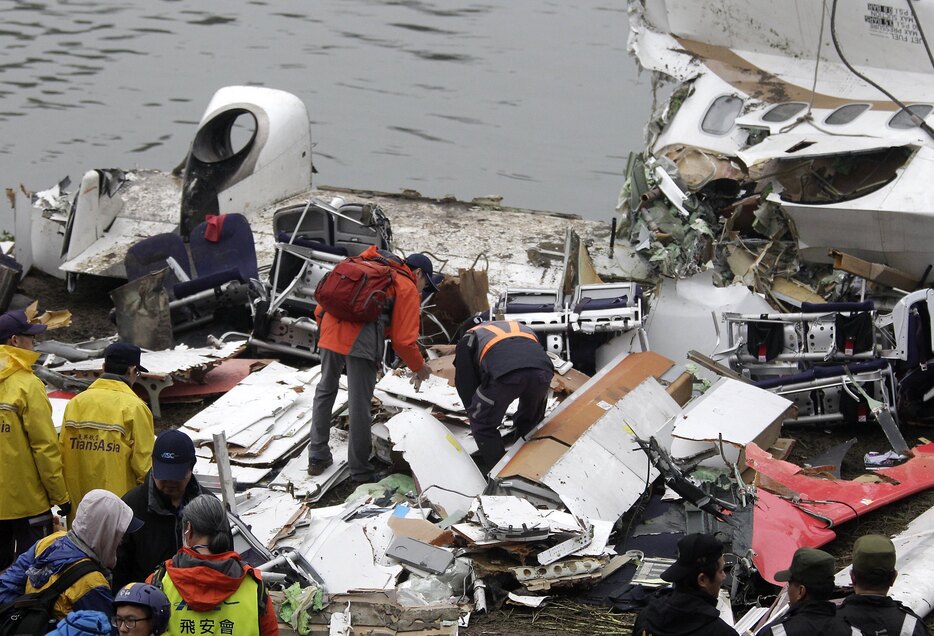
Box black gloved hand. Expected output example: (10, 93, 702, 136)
(55, 501, 72, 517)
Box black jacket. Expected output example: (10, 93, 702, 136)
(631, 588, 738, 636)
(112, 471, 202, 590)
(454, 322, 552, 406)
(756, 600, 859, 636)
(837, 594, 929, 636)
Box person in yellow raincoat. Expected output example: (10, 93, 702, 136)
(0, 309, 70, 570)
(60, 343, 154, 523)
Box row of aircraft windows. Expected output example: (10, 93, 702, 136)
(700, 96, 933, 135)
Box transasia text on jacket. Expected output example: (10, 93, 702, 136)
(150, 547, 278, 636)
(0, 344, 68, 520)
(60, 375, 154, 517)
(314, 245, 424, 371)
(0, 531, 112, 618)
(632, 587, 738, 636)
(112, 472, 202, 590)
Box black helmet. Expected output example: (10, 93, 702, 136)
(114, 583, 170, 635)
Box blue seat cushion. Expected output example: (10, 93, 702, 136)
(173, 268, 243, 299)
(574, 296, 630, 312)
(190, 214, 259, 280)
(276, 231, 349, 256)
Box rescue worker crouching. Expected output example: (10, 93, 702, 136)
(453, 320, 553, 473)
(0, 489, 144, 621)
(60, 342, 155, 524)
(307, 248, 434, 484)
(0, 309, 70, 569)
(148, 494, 278, 636)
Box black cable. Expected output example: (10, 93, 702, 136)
(906, 0, 934, 72)
(784, 495, 861, 532)
(830, 0, 934, 142)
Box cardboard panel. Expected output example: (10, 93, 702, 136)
(531, 351, 674, 445)
(498, 437, 570, 481)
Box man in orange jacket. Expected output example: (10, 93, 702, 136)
(308, 247, 434, 483)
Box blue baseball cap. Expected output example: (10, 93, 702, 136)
(152, 429, 196, 481)
(0, 309, 47, 342)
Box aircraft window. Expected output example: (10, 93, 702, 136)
(889, 104, 933, 129)
(701, 95, 744, 134)
(762, 102, 807, 122)
(824, 104, 870, 125)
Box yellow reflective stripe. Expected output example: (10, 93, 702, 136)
(475, 322, 539, 361)
(161, 571, 260, 636)
(63, 419, 128, 434)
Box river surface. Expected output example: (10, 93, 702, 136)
(0, 0, 654, 228)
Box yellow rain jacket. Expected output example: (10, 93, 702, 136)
(0, 344, 68, 520)
(60, 377, 154, 516)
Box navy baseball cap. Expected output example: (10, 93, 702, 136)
(152, 429, 196, 481)
(0, 309, 47, 342)
(104, 342, 149, 373)
(404, 253, 439, 292)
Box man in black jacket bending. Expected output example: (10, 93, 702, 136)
(632, 533, 737, 636)
(112, 429, 203, 590)
(837, 534, 928, 636)
(454, 320, 553, 473)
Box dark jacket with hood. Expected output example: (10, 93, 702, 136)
(113, 471, 202, 589)
(631, 587, 738, 636)
(837, 594, 928, 636)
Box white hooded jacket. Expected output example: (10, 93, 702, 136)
(69, 489, 137, 569)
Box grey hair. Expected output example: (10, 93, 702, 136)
(181, 494, 232, 554)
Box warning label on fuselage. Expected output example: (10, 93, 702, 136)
(865, 3, 921, 43)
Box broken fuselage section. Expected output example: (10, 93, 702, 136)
(625, 0, 934, 281)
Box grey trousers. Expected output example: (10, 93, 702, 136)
(308, 348, 379, 479)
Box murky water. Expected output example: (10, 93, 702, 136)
(0, 0, 653, 227)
